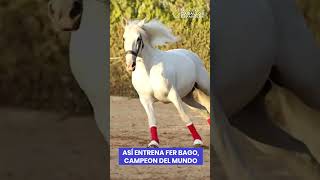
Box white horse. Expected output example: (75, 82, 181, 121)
(123, 19, 210, 148)
(48, 0, 108, 141)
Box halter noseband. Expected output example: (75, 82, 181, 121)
(125, 36, 144, 58)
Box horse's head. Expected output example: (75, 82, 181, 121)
(48, 0, 83, 31)
(122, 19, 146, 72)
(122, 19, 179, 72)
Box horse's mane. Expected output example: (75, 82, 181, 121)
(127, 19, 179, 47)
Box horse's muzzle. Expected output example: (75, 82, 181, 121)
(62, 15, 82, 31)
(126, 62, 136, 72)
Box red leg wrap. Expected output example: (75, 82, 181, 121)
(187, 123, 202, 140)
(150, 126, 159, 143)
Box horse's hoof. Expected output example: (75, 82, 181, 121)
(193, 139, 203, 147)
(148, 144, 159, 148)
(147, 140, 159, 148)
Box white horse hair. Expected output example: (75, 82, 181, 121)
(123, 19, 210, 147)
(135, 19, 179, 47)
(48, 0, 108, 141)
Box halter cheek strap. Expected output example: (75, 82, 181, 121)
(125, 50, 138, 57)
(125, 38, 144, 57)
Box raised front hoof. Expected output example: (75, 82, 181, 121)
(147, 140, 159, 148)
(193, 139, 204, 147)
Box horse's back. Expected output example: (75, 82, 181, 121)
(166, 48, 208, 72)
(166, 49, 206, 68)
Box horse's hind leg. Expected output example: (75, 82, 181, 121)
(139, 96, 159, 148)
(193, 88, 210, 114)
(265, 82, 320, 164)
(182, 90, 206, 111)
(183, 87, 211, 125)
(193, 67, 211, 125)
(168, 87, 203, 146)
(195, 65, 210, 96)
(194, 66, 211, 123)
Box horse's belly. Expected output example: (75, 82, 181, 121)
(165, 57, 196, 95)
(150, 60, 196, 99)
(176, 73, 197, 97)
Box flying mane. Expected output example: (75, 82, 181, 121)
(126, 19, 179, 47)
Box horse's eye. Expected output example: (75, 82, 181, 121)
(123, 38, 125, 41)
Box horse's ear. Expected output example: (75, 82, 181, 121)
(121, 17, 128, 28)
(137, 18, 146, 27)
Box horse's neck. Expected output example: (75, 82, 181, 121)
(69, 0, 107, 70)
(140, 45, 162, 71)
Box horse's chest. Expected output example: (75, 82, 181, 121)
(131, 69, 153, 96)
(132, 68, 170, 100)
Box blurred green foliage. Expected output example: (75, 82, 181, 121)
(110, 0, 210, 97)
(297, 0, 320, 42)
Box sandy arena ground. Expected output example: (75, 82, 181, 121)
(2, 97, 319, 180)
(110, 97, 320, 180)
(110, 96, 211, 180)
(0, 108, 106, 180)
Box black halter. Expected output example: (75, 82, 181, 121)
(125, 36, 144, 57)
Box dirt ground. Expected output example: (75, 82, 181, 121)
(0, 108, 107, 180)
(110, 97, 320, 180)
(110, 96, 211, 180)
(3, 97, 319, 180)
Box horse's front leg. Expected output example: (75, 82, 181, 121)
(168, 88, 203, 147)
(139, 96, 159, 148)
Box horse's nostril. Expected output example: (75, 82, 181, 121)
(69, 1, 83, 19)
